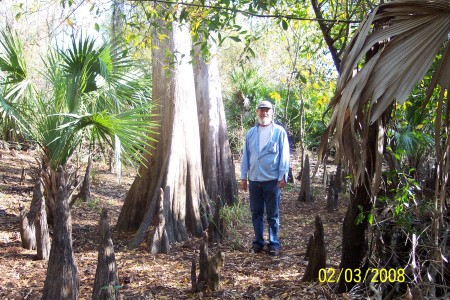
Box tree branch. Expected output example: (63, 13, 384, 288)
(134, 0, 361, 24)
(310, 0, 342, 72)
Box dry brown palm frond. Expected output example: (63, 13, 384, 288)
(318, 0, 450, 191)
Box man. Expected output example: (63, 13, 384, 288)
(240, 100, 290, 256)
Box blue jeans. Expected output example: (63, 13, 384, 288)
(249, 180, 281, 250)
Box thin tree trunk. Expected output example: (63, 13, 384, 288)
(42, 166, 79, 300)
(207, 195, 223, 244)
(35, 177, 50, 260)
(282, 29, 301, 125)
(298, 154, 311, 202)
(326, 174, 338, 213)
(80, 154, 92, 202)
(116, 8, 210, 253)
(310, 0, 342, 73)
(298, 97, 305, 172)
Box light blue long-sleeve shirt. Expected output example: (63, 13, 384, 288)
(240, 122, 290, 182)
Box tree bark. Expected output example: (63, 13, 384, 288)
(207, 195, 223, 244)
(193, 234, 225, 292)
(41, 155, 57, 225)
(148, 188, 170, 254)
(302, 215, 326, 281)
(304, 235, 314, 261)
(92, 208, 119, 300)
(310, 0, 342, 73)
(19, 204, 36, 250)
(326, 174, 338, 213)
(42, 166, 79, 300)
(35, 177, 50, 260)
(193, 33, 238, 206)
(335, 160, 343, 193)
(196, 235, 209, 292)
(80, 154, 92, 202)
(116, 9, 210, 253)
(298, 154, 312, 202)
(191, 258, 197, 292)
(207, 250, 225, 291)
(19, 175, 46, 250)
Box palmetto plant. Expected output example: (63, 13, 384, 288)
(0, 29, 157, 298)
(0, 29, 157, 211)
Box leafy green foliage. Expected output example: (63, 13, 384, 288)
(0, 29, 34, 140)
(375, 169, 422, 231)
(0, 29, 157, 170)
(222, 19, 337, 153)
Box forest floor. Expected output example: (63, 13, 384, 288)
(0, 145, 349, 300)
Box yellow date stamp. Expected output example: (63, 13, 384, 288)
(318, 268, 406, 283)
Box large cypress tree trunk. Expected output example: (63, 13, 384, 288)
(116, 7, 210, 252)
(42, 166, 79, 300)
(193, 34, 237, 206)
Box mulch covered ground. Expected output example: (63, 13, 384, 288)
(0, 145, 348, 299)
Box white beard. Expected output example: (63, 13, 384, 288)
(257, 116, 272, 126)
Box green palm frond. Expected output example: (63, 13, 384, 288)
(0, 29, 34, 140)
(58, 34, 98, 112)
(56, 34, 150, 113)
(318, 0, 450, 185)
(31, 97, 68, 162)
(0, 29, 33, 104)
(0, 92, 32, 139)
(41, 50, 67, 112)
(96, 69, 151, 112)
(393, 129, 433, 155)
(0, 92, 28, 127)
(48, 107, 158, 169)
(95, 41, 151, 110)
(0, 29, 27, 82)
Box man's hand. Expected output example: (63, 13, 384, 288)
(240, 179, 248, 191)
(278, 178, 286, 189)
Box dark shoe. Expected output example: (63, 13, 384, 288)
(249, 246, 263, 254)
(269, 248, 280, 256)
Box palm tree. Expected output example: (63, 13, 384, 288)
(0, 29, 157, 299)
(1, 30, 155, 210)
(318, 0, 450, 294)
